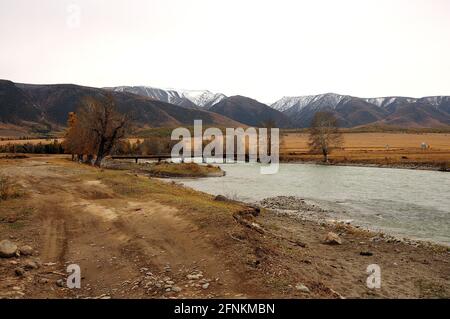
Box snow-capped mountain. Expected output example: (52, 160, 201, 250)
(2, 79, 450, 129)
(103, 86, 450, 128)
(271, 96, 310, 112)
(271, 93, 350, 113)
(277, 93, 385, 127)
(177, 90, 227, 109)
(106, 86, 226, 109)
(363, 97, 416, 108)
(271, 93, 450, 128)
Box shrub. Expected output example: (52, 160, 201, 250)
(0, 175, 20, 201)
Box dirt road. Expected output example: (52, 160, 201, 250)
(0, 157, 247, 298)
(0, 156, 449, 298)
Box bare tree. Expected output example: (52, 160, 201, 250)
(65, 94, 130, 166)
(308, 112, 343, 162)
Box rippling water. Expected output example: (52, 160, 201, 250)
(176, 163, 450, 245)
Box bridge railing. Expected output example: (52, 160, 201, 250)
(110, 154, 258, 163)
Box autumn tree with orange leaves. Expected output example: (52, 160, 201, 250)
(64, 94, 130, 166)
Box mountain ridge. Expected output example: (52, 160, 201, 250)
(0, 80, 243, 130)
(1, 79, 450, 130)
(209, 95, 293, 128)
(105, 86, 226, 109)
(272, 93, 450, 128)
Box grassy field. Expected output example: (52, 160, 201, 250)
(282, 132, 450, 150)
(280, 132, 450, 168)
(0, 138, 63, 146)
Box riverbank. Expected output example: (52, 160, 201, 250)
(0, 155, 448, 298)
(178, 162, 450, 245)
(258, 196, 449, 248)
(280, 158, 449, 172)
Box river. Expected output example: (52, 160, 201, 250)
(175, 163, 450, 245)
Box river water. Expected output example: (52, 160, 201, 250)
(176, 163, 450, 245)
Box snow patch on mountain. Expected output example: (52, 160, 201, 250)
(272, 93, 349, 113)
(271, 94, 445, 113)
(108, 86, 226, 108)
(176, 90, 226, 108)
(363, 97, 416, 108)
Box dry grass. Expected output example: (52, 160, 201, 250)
(0, 175, 21, 201)
(281, 132, 450, 167)
(0, 138, 63, 146)
(148, 162, 222, 177)
(282, 132, 450, 151)
(87, 168, 242, 227)
(103, 160, 223, 177)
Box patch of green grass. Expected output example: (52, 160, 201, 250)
(7, 220, 25, 230)
(134, 126, 239, 138)
(0, 206, 35, 233)
(146, 162, 222, 177)
(133, 127, 175, 138)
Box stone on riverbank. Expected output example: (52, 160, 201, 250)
(324, 232, 342, 245)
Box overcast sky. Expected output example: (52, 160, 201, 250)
(1, 0, 449, 103)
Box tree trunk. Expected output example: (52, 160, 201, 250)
(77, 154, 84, 162)
(94, 156, 103, 167)
(86, 154, 94, 165)
(95, 139, 107, 167)
(322, 148, 328, 163)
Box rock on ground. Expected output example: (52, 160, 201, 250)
(202, 283, 210, 289)
(324, 232, 342, 245)
(24, 260, 39, 270)
(19, 245, 33, 256)
(0, 240, 18, 258)
(295, 283, 310, 293)
(214, 195, 229, 202)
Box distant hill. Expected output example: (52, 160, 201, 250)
(209, 95, 293, 128)
(2, 79, 450, 132)
(272, 93, 450, 128)
(0, 80, 243, 131)
(0, 80, 42, 123)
